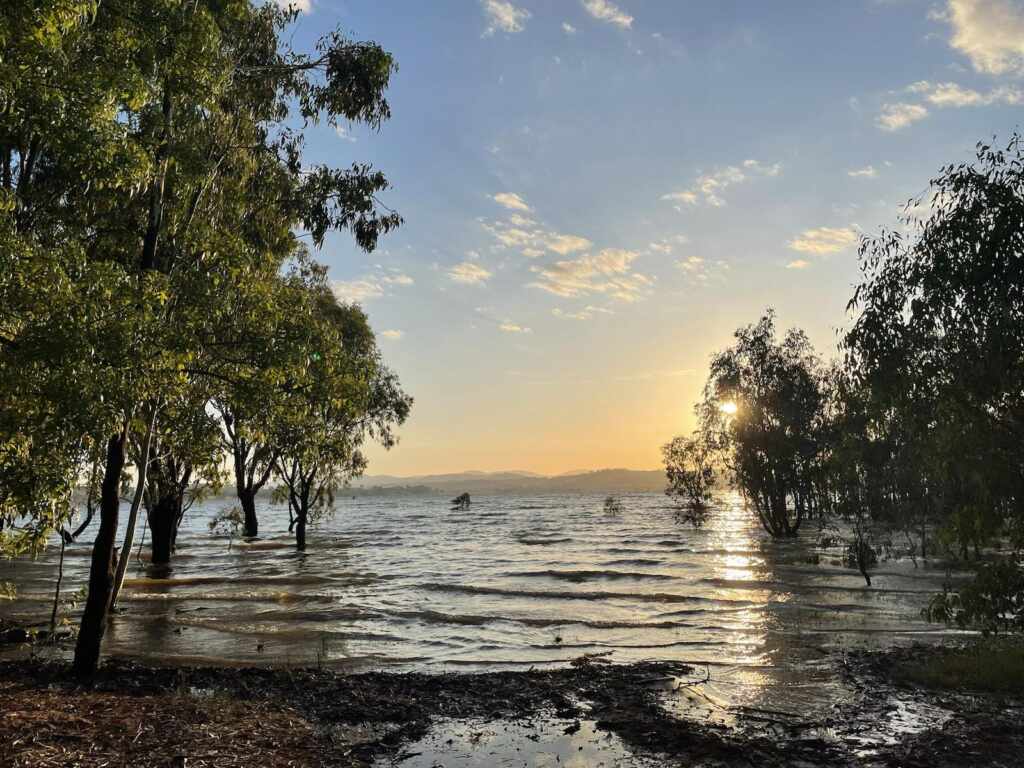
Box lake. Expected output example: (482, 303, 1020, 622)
(1, 490, 969, 716)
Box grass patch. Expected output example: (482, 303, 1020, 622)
(892, 639, 1024, 694)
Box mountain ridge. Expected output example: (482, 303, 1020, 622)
(349, 468, 666, 494)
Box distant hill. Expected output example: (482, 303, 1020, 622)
(348, 468, 666, 494)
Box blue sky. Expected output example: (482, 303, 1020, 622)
(282, 0, 1024, 475)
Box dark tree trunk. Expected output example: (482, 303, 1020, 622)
(240, 488, 258, 538)
(72, 432, 126, 678)
(148, 492, 180, 566)
(296, 509, 307, 551)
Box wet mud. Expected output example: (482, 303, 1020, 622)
(1, 645, 1021, 767)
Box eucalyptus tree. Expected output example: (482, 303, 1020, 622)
(1, 0, 404, 676)
(662, 434, 716, 524)
(698, 311, 827, 537)
(271, 288, 411, 550)
(846, 135, 1024, 560)
(142, 394, 224, 566)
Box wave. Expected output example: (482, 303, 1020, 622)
(504, 569, 677, 582)
(415, 582, 761, 607)
(514, 536, 573, 546)
(384, 608, 722, 629)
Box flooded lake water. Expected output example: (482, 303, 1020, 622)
(1, 491, 968, 716)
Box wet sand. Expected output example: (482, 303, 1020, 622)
(1, 646, 1021, 767)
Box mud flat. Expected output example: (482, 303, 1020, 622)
(1, 644, 1021, 767)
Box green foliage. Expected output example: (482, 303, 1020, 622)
(662, 434, 715, 524)
(696, 310, 827, 537)
(846, 136, 1024, 561)
(926, 557, 1024, 636)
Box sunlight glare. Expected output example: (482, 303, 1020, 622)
(720, 401, 738, 415)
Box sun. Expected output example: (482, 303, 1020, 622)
(719, 401, 738, 415)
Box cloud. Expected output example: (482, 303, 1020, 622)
(787, 227, 858, 254)
(661, 159, 782, 208)
(848, 165, 878, 178)
(481, 0, 530, 37)
(544, 233, 593, 255)
(675, 255, 730, 285)
(876, 80, 1022, 132)
(647, 235, 689, 255)
(582, 0, 634, 29)
(335, 125, 356, 142)
(492, 192, 532, 212)
(876, 102, 929, 131)
(530, 248, 653, 302)
(380, 329, 404, 340)
(562, 22, 578, 34)
(786, 259, 810, 270)
(482, 218, 592, 257)
(448, 261, 493, 285)
(499, 321, 532, 333)
(907, 79, 1022, 107)
(274, 0, 311, 13)
(331, 269, 414, 303)
(938, 0, 1024, 75)
(552, 305, 614, 320)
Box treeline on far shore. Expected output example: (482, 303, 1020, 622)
(664, 137, 1024, 637)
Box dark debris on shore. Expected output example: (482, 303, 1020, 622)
(0, 647, 1022, 767)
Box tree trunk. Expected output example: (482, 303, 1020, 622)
(240, 488, 258, 538)
(72, 431, 127, 678)
(148, 492, 179, 566)
(296, 508, 307, 551)
(109, 412, 157, 611)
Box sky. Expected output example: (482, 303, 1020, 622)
(280, 0, 1024, 476)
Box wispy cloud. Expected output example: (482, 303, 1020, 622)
(907, 79, 1022, 107)
(787, 227, 858, 254)
(491, 192, 532, 212)
(876, 102, 929, 131)
(661, 160, 782, 208)
(876, 80, 1022, 132)
(552, 305, 614, 320)
(499, 321, 532, 334)
(582, 0, 634, 29)
(786, 259, 811, 270)
(847, 165, 878, 178)
(482, 218, 592, 258)
(675, 256, 730, 285)
(380, 329, 404, 340)
(935, 0, 1024, 75)
(647, 235, 689, 255)
(481, 0, 530, 37)
(332, 268, 414, 304)
(562, 21, 578, 34)
(448, 261, 493, 285)
(530, 249, 653, 302)
(335, 125, 356, 142)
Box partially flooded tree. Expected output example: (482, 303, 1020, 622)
(1, 0, 404, 676)
(698, 311, 827, 538)
(846, 134, 1024, 603)
(662, 434, 716, 525)
(272, 290, 411, 551)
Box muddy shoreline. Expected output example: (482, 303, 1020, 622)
(1, 645, 1021, 767)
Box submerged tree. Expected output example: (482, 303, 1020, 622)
(0, 0, 405, 676)
(847, 135, 1024, 564)
(271, 287, 411, 551)
(697, 311, 827, 538)
(662, 434, 715, 526)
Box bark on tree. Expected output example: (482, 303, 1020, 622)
(109, 410, 157, 611)
(72, 430, 127, 678)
